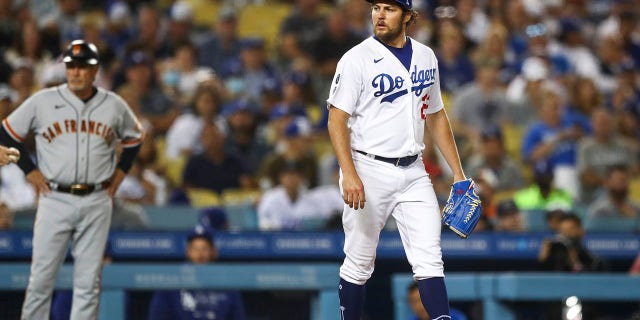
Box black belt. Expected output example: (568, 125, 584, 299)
(48, 181, 111, 196)
(355, 150, 419, 167)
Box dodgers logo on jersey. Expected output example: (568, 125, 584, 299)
(372, 65, 437, 103)
(410, 65, 437, 96)
(372, 74, 406, 103)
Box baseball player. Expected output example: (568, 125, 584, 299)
(0, 40, 144, 320)
(326, 1, 467, 319)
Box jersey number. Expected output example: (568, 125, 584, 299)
(420, 94, 430, 119)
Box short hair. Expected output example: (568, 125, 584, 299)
(606, 164, 629, 178)
(560, 212, 581, 227)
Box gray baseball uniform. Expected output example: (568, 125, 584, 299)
(4, 83, 143, 319)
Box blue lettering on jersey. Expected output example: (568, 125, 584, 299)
(372, 73, 407, 103)
(410, 65, 436, 96)
(372, 65, 437, 103)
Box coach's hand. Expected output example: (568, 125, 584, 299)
(342, 172, 366, 210)
(26, 169, 51, 196)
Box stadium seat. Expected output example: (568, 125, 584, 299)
(221, 188, 261, 206)
(630, 176, 640, 204)
(186, 188, 222, 208)
(237, 4, 292, 53)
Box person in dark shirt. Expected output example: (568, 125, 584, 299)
(147, 226, 246, 320)
(538, 213, 608, 272)
(182, 124, 252, 194)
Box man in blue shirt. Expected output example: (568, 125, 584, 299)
(147, 227, 246, 320)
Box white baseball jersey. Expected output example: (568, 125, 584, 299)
(327, 36, 444, 158)
(2, 84, 143, 184)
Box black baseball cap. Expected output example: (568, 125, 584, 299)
(62, 40, 100, 65)
(365, 0, 412, 10)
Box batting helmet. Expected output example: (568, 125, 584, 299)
(62, 40, 100, 65)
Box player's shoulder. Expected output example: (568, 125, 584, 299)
(409, 37, 436, 56)
(339, 37, 377, 61)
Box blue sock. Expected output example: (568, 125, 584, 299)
(338, 278, 365, 320)
(418, 277, 450, 319)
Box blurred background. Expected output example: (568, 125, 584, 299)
(0, 0, 639, 319)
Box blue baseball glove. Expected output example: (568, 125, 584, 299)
(442, 179, 482, 239)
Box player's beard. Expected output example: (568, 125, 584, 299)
(374, 21, 405, 45)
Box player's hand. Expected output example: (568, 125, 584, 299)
(26, 169, 51, 197)
(341, 172, 366, 210)
(108, 168, 126, 198)
(0, 145, 19, 166)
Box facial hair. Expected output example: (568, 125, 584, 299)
(374, 15, 405, 44)
(609, 188, 628, 202)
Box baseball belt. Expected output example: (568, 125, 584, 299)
(48, 181, 111, 196)
(355, 150, 419, 167)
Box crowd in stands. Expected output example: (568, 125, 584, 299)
(0, 0, 638, 235)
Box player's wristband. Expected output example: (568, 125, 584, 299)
(0, 127, 36, 174)
(117, 144, 141, 173)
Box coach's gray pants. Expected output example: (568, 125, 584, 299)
(21, 190, 112, 320)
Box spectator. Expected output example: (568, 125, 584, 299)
(474, 171, 498, 220)
(0, 202, 12, 230)
(434, 22, 475, 94)
(309, 8, 364, 102)
(8, 58, 36, 106)
(298, 160, 343, 223)
(222, 100, 272, 181)
(165, 83, 225, 160)
(258, 117, 318, 189)
(451, 58, 512, 157)
(134, 5, 163, 58)
(118, 50, 178, 134)
(182, 124, 252, 194)
(257, 161, 309, 231)
(514, 161, 573, 212)
(115, 160, 156, 205)
(586, 164, 640, 220)
(470, 22, 517, 85)
(538, 213, 608, 272)
(577, 108, 637, 205)
(221, 38, 280, 107)
(40, 0, 83, 45)
(464, 125, 525, 193)
(505, 56, 550, 127)
(278, 0, 326, 58)
(159, 40, 215, 106)
(156, 0, 197, 59)
(198, 206, 229, 232)
(197, 6, 243, 76)
(406, 281, 467, 320)
(521, 84, 588, 199)
(0, 84, 14, 120)
(544, 208, 566, 233)
(494, 199, 525, 233)
(147, 226, 246, 320)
